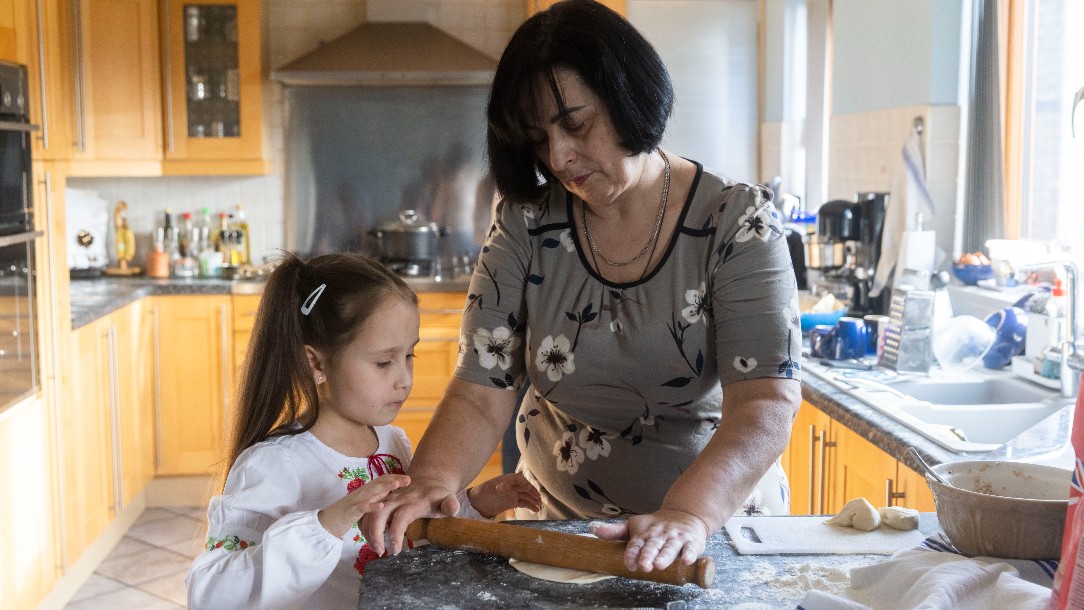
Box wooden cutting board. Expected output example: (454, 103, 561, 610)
(724, 516, 927, 555)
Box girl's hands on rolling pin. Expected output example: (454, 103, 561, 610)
(590, 509, 709, 572)
(467, 472, 542, 518)
(318, 474, 410, 538)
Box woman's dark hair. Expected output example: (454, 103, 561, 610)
(223, 251, 417, 479)
(487, 0, 674, 202)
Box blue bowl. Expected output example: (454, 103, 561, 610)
(982, 307, 1028, 369)
(800, 309, 846, 332)
(953, 263, 995, 285)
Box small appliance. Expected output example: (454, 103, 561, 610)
(806, 192, 888, 317)
(0, 60, 34, 235)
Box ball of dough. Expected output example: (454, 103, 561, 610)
(824, 497, 881, 531)
(878, 506, 920, 530)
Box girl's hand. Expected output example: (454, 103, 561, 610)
(590, 509, 709, 572)
(318, 474, 410, 538)
(467, 473, 542, 519)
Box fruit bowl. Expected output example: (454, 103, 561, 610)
(952, 263, 994, 285)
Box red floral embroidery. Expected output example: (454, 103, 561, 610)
(347, 478, 363, 493)
(353, 539, 415, 575)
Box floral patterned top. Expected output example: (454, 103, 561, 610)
(185, 425, 477, 610)
(455, 163, 802, 520)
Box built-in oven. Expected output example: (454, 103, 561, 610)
(0, 61, 40, 408)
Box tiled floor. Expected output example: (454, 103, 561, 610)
(65, 507, 207, 609)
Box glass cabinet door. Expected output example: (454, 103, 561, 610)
(182, 4, 240, 139)
(164, 0, 265, 174)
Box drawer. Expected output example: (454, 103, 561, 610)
(232, 294, 261, 332)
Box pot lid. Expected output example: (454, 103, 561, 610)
(378, 210, 440, 233)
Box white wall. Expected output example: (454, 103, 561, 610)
(70, 0, 522, 266)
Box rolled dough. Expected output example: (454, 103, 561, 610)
(508, 558, 616, 584)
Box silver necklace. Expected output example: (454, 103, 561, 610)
(582, 149, 670, 267)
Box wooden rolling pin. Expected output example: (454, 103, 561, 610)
(405, 517, 715, 589)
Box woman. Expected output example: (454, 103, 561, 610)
(363, 0, 802, 573)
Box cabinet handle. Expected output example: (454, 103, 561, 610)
(807, 424, 817, 514)
(108, 325, 123, 513)
(70, 0, 87, 152)
(33, 0, 49, 149)
(885, 479, 906, 508)
(221, 304, 229, 427)
(160, 0, 175, 152)
(818, 431, 836, 515)
(153, 305, 162, 470)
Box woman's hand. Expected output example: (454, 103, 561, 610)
(467, 473, 542, 519)
(590, 509, 709, 572)
(317, 474, 410, 539)
(358, 476, 462, 555)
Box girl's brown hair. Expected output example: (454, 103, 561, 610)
(222, 251, 417, 481)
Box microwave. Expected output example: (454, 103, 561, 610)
(0, 60, 34, 236)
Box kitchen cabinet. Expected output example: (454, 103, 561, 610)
(62, 316, 117, 565)
(405, 292, 502, 485)
(785, 400, 935, 515)
(154, 294, 232, 475)
(11, 0, 78, 161)
(231, 293, 259, 383)
(66, 0, 163, 172)
(0, 397, 58, 609)
(526, 0, 626, 15)
(60, 302, 154, 568)
(160, 0, 266, 175)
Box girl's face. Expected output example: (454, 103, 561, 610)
(525, 67, 645, 209)
(311, 294, 420, 431)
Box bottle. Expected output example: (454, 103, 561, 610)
(162, 208, 181, 269)
(232, 204, 250, 265)
(1047, 278, 1067, 319)
(172, 211, 198, 278)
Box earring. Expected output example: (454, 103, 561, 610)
(315, 374, 325, 384)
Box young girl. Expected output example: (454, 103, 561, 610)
(186, 252, 540, 610)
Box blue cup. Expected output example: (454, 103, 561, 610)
(833, 316, 869, 361)
(810, 325, 836, 359)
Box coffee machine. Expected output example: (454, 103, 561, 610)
(805, 192, 888, 316)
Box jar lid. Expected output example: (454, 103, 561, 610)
(379, 210, 440, 233)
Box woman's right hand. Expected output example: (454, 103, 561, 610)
(317, 473, 410, 539)
(358, 476, 461, 555)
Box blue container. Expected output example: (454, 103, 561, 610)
(800, 309, 846, 332)
(982, 306, 1028, 369)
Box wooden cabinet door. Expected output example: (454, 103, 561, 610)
(62, 319, 115, 564)
(17, 0, 77, 160)
(161, 0, 266, 174)
(834, 422, 900, 510)
(895, 463, 936, 512)
(73, 0, 162, 166)
(0, 397, 58, 608)
(154, 295, 232, 475)
(785, 400, 833, 515)
(526, 0, 626, 15)
(112, 302, 155, 507)
(231, 293, 259, 386)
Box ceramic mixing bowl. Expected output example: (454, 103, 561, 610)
(927, 460, 1069, 559)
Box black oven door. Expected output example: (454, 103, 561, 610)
(0, 118, 33, 236)
(0, 231, 38, 407)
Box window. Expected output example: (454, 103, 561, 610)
(1005, 0, 1084, 249)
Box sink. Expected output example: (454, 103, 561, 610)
(883, 377, 1055, 406)
(806, 361, 1071, 453)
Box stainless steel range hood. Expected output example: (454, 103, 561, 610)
(270, 22, 497, 87)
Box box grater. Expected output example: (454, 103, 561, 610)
(880, 289, 934, 373)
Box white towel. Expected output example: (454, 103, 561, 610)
(870, 128, 937, 297)
(797, 533, 1054, 610)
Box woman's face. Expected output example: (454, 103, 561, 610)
(525, 68, 644, 208)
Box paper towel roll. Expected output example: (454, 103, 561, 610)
(896, 229, 936, 274)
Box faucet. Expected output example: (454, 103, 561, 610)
(1013, 260, 1082, 397)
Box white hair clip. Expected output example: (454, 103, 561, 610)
(300, 284, 326, 316)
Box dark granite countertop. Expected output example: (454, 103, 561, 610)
(68, 275, 471, 329)
(359, 515, 942, 609)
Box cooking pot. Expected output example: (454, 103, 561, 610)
(370, 210, 447, 262)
